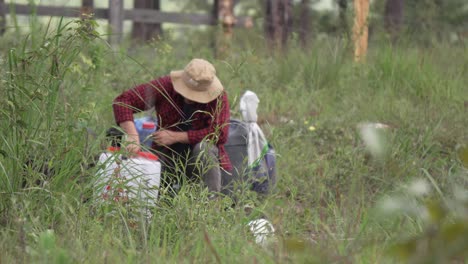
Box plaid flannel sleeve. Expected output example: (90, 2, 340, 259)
(186, 92, 230, 146)
(113, 76, 170, 124)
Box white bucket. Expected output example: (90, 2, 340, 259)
(96, 147, 161, 208)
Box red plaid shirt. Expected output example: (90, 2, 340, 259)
(113, 75, 232, 171)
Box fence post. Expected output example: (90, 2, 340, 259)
(81, 0, 94, 33)
(146, 0, 162, 40)
(0, 0, 5, 35)
(81, 0, 93, 16)
(108, 0, 123, 46)
(132, 0, 162, 42)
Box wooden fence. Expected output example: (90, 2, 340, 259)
(0, 0, 252, 46)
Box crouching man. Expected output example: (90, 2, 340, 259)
(112, 59, 231, 195)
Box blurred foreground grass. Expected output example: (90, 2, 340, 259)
(0, 19, 466, 263)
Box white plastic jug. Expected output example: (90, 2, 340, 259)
(96, 147, 161, 208)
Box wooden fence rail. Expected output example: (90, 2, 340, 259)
(0, 1, 252, 46)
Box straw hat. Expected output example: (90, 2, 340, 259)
(170, 59, 224, 103)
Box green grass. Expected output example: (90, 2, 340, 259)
(0, 18, 467, 263)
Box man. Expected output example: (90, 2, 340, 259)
(113, 58, 231, 194)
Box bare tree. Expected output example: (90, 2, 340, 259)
(132, 0, 162, 42)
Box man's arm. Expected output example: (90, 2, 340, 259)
(113, 76, 171, 125)
(113, 76, 172, 153)
(119, 120, 141, 153)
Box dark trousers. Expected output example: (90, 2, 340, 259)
(158, 141, 221, 193)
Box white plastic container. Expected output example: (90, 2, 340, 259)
(96, 147, 161, 208)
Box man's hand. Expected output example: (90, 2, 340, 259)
(119, 120, 141, 154)
(124, 133, 141, 154)
(153, 130, 188, 146)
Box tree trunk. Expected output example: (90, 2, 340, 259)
(212, 0, 219, 56)
(265, 0, 277, 49)
(352, 0, 369, 62)
(216, 0, 235, 58)
(132, 0, 162, 42)
(279, 0, 293, 50)
(265, 0, 293, 51)
(299, 0, 311, 49)
(384, 0, 404, 41)
(338, 0, 349, 36)
(0, 0, 6, 35)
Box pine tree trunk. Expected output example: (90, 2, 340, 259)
(338, 0, 349, 36)
(265, 0, 293, 51)
(384, 0, 404, 41)
(212, 0, 219, 56)
(299, 0, 311, 49)
(279, 0, 293, 50)
(352, 0, 369, 62)
(265, 0, 278, 49)
(215, 0, 235, 58)
(1, 0, 7, 35)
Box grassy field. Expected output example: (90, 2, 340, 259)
(0, 17, 467, 263)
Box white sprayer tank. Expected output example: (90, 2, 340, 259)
(96, 147, 161, 208)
